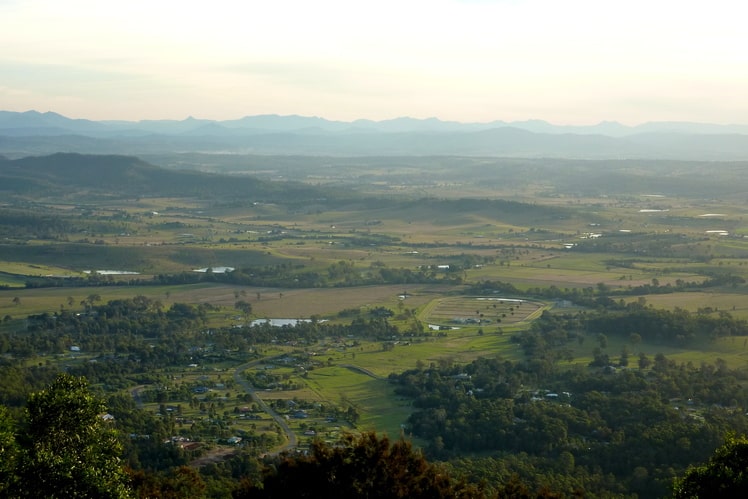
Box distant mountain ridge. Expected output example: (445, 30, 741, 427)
(0, 152, 320, 200)
(4, 110, 748, 136)
(2, 110, 748, 160)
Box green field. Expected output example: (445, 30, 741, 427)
(7, 159, 748, 461)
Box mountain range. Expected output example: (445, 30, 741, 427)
(0, 152, 320, 201)
(2, 110, 748, 160)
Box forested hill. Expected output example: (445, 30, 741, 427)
(0, 153, 321, 201)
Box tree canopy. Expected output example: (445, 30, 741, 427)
(673, 434, 748, 498)
(234, 432, 485, 499)
(6, 374, 132, 498)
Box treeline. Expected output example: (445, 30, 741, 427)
(585, 305, 748, 343)
(0, 296, 412, 407)
(163, 262, 463, 288)
(391, 355, 748, 497)
(1, 297, 409, 365)
(0, 208, 73, 240)
(469, 274, 743, 307)
(18, 259, 465, 290)
(0, 297, 212, 405)
(513, 304, 748, 364)
(4, 296, 208, 358)
(571, 232, 711, 259)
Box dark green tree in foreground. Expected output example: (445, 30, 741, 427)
(673, 434, 748, 498)
(0, 406, 19, 496)
(10, 374, 132, 498)
(234, 431, 486, 499)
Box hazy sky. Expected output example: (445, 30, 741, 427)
(1, 0, 746, 124)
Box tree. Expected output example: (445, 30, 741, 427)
(234, 300, 252, 318)
(0, 406, 19, 495)
(673, 434, 748, 498)
(86, 293, 102, 307)
(629, 332, 642, 347)
(233, 432, 485, 498)
(347, 405, 360, 424)
(597, 333, 608, 349)
(11, 374, 132, 498)
(129, 466, 206, 499)
(638, 352, 652, 370)
(619, 345, 630, 367)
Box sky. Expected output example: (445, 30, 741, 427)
(1, 0, 746, 125)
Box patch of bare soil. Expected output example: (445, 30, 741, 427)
(189, 447, 237, 467)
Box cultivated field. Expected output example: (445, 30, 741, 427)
(7, 159, 748, 456)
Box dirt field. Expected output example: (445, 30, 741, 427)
(168, 283, 447, 318)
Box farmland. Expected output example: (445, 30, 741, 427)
(4, 152, 748, 496)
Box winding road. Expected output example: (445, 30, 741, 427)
(233, 358, 298, 455)
(134, 357, 379, 459)
(231, 361, 379, 455)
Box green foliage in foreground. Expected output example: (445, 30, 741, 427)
(673, 434, 748, 498)
(235, 432, 489, 499)
(1, 374, 132, 498)
(1, 375, 555, 498)
(2, 312, 748, 497)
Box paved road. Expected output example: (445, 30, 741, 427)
(131, 357, 383, 458)
(128, 361, 297, 463)
(233, 358, 298, 455)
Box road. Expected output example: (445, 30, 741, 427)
(128, 359, 298, 464)
(132, 357, 381, 458)
(233, 358, 298, 455)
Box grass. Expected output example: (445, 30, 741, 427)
(622, 291, 748, 319)
(0, 282, 425, 322)
(0, 261, 85, 276)
(302, 366, 411, 437)
(565, 329, 748, 371)
(8, 189, 748, 442)
(0, 273, 26, 288)
(423, 295, 544, 327)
